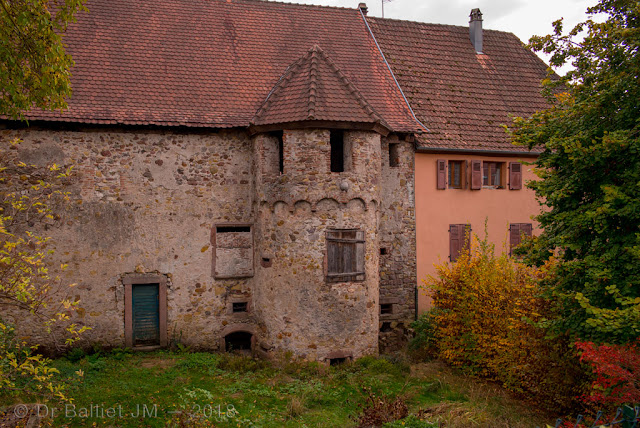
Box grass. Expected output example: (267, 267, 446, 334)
(0, 350, 553, 427)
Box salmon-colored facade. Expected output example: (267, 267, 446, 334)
(415, 152, 541, 311)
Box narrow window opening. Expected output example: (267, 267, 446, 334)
(330, 130, 344, 172)
(380, 303, 393, 314)
(329, 357, 347, 366)
(225, 331, 252, 352)
(232, 302, 248, 313)
(217, 226, 251, 233)
(380, 247, 387, 256)
(380, 322, 392, 332)
(389, 143, 399, 167)
(276, 131, 284, 174)
(262, 257, 270, 263)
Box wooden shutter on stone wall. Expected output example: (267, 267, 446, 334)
(327, 229, 365, 282)
(509, 162, 522, 190)
(471, 160, 482, 190)
(449, 224, 471, 262)
(437, 159, 446, 189)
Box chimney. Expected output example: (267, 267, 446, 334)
(358, 2, 368, 15)
(469, 8, 483, 54)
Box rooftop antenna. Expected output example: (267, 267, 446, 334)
(382, 0, 393, 18)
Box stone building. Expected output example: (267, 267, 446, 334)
(1, 0, 550, 359)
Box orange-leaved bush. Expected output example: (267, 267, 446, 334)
(421, 229, 587, 412)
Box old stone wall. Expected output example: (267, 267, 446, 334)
(252, 129, 382, 360)
(1, 127, 256, 350)
(1, 125, 415, 359)
(378, 135, 417, 352)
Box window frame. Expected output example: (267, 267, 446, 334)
(325, 229, 365, 283)
(211, 223, 254, 279)
(482, 161, 505, 188)
(448, 160, 465, 189)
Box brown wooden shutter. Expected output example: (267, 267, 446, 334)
(471, 160, 482, 190)
(449, 224, 460, 262)
(509, 223, 521, 255)
(509, 162, 522, 190)
(450, 224, 471, 262)
(463, 160, 469, 189)
(509, 223, 532, 255)
(437, 159, 446, 189)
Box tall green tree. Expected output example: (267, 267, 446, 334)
(511, 0, 640, 343)
(1, 0, 86, 119)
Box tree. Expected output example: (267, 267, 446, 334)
(510, 0, 640, 343)
(1, 0, 86, 119)
(1, 0, 87, 401)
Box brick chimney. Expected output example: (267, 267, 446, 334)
(469, 8, 483, 54)
(358, 2, 368, 15)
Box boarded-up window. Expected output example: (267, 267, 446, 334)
(326, 229, 365, 282)
(509, 162, 522, 190)
(470, 160, 482, 190)
(436, 159, 446, 189)
(509, 223, 533, 255)
(449, 224, 471, 262)
(213, 225, 253, 278)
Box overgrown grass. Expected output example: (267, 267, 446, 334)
(0, 350, 552, 427)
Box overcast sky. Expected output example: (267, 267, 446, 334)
(275, 0, 600, 73)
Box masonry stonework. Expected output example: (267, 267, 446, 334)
(2, 125, 417, 360)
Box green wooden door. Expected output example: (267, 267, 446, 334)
(132, 284, 160, 346)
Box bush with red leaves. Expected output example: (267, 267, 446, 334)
(576, 339, 640, 408)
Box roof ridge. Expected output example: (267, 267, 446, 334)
(366, 15, 520, 37)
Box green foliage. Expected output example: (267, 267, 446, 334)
(383, 415, 438, 428)
(422, 230, 587, 411)
(65, 347, 85, 363)
(0, 141, 88, 401)
(0, 0, 87, 118)
(511, 0, 640, 343)
(409, 310, 440, 358)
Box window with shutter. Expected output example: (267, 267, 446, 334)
(436, 159, 446, 189)
(482, 162, 505, 188)
(449, 224, 471, 262)
(509, 223, 533, 255)
(470, 160, 482, 190)
(326, 229, 365, 282)
(448, 160, 464, 189)
(509, 162, 522, 190)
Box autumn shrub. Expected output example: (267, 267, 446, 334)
(576, 339, 640, 410)
(421, 230, 587, 412)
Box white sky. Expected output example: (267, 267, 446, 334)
(274, 0, 600, 74)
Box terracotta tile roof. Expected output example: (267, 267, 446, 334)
(252, 46, 388, 129)
(20, 0, 422, 133)
(367, 17, 551, 152)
